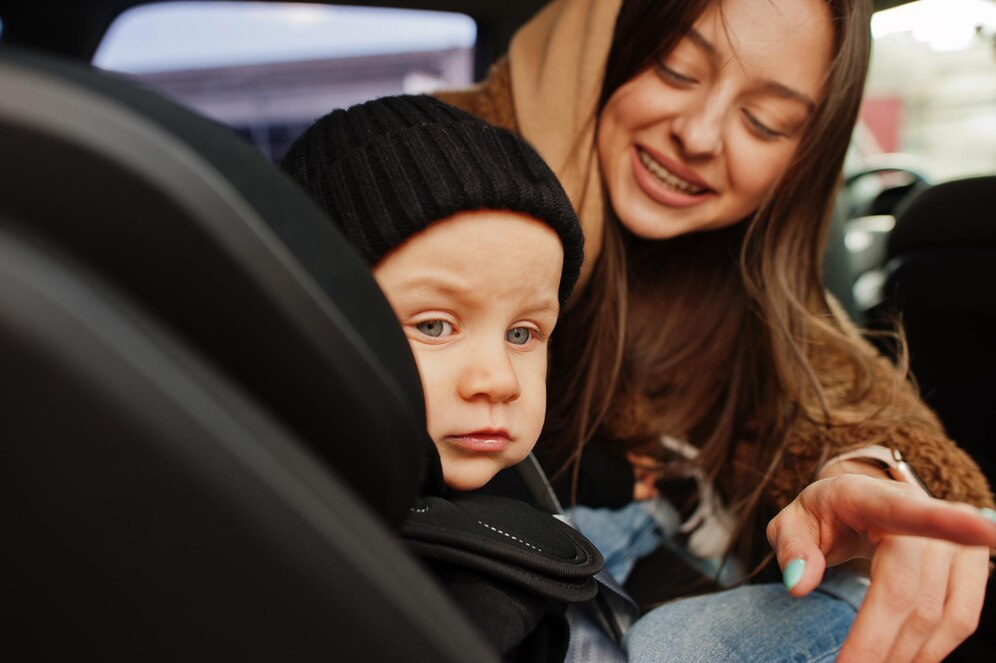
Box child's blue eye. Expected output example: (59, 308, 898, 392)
(506, 327, 533, 346)
(416, 320, 452, 338)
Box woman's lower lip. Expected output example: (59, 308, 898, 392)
(447, 435, 512, 453)
(630, 148, 715, 209)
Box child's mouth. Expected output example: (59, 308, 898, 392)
(447, 430, 512, 452)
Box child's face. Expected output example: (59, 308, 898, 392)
(373, 210, 563, 491)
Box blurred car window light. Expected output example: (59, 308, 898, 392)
(860, 0, 996, 182)
(94, 2, 475, 73)
(872, 0, 996, 51)
(93, 2, 477, 161)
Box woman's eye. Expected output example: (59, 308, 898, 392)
(415, 319, 453, 338)
(506, 327, 534, 346)
(657, 63, 698, 86)
(742, 110, 785, 141)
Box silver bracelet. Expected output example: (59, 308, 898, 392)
(818, 445, 932, 497)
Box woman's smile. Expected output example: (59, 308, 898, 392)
(633, 146, 714, 207)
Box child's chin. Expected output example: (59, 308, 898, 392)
(443, 475, 493, 493)
(441, 465, 499, 493)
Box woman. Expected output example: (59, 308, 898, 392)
(438, 0, 995, 661)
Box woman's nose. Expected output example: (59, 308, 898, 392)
(670, 93, 725, 159)
(457, 342, 521, 403)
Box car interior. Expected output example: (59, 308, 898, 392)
(0, 42, 497, 662)
(1, 0, 993, 660)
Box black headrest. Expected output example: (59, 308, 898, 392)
(888, 175, 996, 258)
(0, 45, 487, 661)
(0, 223, 490, 662)
(0, 46, 441, 525)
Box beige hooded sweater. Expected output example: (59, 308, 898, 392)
(436, 0, 993, 514)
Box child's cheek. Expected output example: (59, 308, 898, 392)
(408, 346, 440, 437)
(519, 358, 548, 457)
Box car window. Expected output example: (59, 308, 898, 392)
(856, 0, 996, 181)
(94, 1, 477, 161)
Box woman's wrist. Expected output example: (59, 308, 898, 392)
(817, 458, 891, 481)
(816, 445, 932, 495)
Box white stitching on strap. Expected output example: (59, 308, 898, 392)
(478, 520, 542, 552)
(409, 505, 429, 513)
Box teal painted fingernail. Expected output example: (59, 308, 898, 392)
(981, 508, 996, 523)
(783, 558, 806, 591)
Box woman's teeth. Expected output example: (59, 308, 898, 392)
(638, 149, 706, 195)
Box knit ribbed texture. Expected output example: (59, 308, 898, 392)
(281, 95, 583, 304)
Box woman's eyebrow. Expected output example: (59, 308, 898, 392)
(687, 27, 815, 112)
(759, 80, 816, 112)
(687, 27, 718, 58)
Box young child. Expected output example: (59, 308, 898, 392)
(281, 95, 621, 662)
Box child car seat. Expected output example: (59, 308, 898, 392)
(0, 47, 497, 662)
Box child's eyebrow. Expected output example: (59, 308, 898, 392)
(525, 299, 560, 318)
(390, 276, 470, 299)
(391, 276, 559, 318)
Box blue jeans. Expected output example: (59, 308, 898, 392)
(569, 502, 867, 662)
(570, 500, 745, 585)
(569, 500, 680, 583)
(624, 575, 866, 662)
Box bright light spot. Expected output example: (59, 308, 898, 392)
(845, 230, 874, 253)
(872, 0, 996, 51)
(270, 4, 332, 27)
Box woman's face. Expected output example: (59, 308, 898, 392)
(597, 0, 834, 240)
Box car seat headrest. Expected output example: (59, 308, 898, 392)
(0, 222, 492, 662)
(888, 175, 996, 258)
(0, 47, 436, 525)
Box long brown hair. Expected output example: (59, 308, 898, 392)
(543, 0, 885, 569)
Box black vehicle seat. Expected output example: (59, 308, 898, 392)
(882, 175, 996, 483)
(880, 175, 996, 662)
(0, 47, 496, 662)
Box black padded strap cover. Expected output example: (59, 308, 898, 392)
(403, 493, 603, 603)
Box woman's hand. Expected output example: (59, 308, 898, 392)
(767, 474, 996, 663)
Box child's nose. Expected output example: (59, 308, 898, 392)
(457, 342, 521, 403)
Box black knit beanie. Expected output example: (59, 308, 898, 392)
(281, 95, 583, 304)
